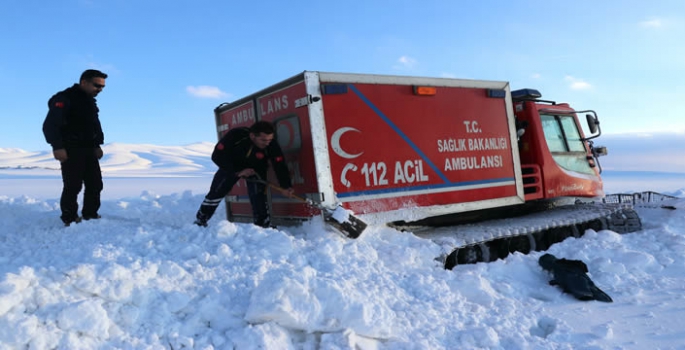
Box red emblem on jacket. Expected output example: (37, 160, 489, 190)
(255, 152, 265, 159)
(275, 156, 283, 162)
(216, 143, 224, 150)
(54, 102, 64, 108)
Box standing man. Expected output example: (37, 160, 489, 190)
(42, 69, 107, 226)
(195, 120, 294, 228)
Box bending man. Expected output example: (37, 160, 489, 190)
(195, 121, 294, 227)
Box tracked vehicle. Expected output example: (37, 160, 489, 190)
(213, 71, 643, 268)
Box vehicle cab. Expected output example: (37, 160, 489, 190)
(512, 89, 607, 201)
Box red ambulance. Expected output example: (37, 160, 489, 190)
(214, 71, 604, 227)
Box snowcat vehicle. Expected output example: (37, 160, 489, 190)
(213, 71, 642, 269)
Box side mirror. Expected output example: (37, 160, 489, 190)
(586, 114, 599, 134)
(593, 145, 608, 157)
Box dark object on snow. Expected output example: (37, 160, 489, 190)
(539, 254, 613, 302)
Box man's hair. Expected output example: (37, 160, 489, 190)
(80, 69, 108, 82)
(250, 121, 275, 135)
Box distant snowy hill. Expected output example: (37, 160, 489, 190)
(2, 132, 685, 180)
(0, 142, 216, 177)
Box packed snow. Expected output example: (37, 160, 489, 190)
(1, 145, 685, 349)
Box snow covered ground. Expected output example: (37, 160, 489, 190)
(1, 145, 685, 349)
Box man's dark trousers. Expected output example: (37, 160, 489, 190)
(60, 148, 103, 223)
(197, 169, 269, 227)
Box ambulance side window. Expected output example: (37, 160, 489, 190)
(274, 115, 302, 154)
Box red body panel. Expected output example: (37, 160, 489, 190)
(321, 83, 518, 214)
(218, 82, 322, 220)
(254, 82, 320, 218)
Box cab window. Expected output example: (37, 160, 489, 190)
(541, 114, 594, 175)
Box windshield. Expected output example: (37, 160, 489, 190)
(540, 114, 594, 175)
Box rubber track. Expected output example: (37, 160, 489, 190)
(408, 203, 642, 269)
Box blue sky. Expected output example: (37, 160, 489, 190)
(1, 0, 684, 151)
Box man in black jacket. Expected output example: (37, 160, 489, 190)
(42, 69, 107, 226)
(195, 121, 294, 227)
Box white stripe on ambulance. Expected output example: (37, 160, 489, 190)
(340, 179, 516, 202)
